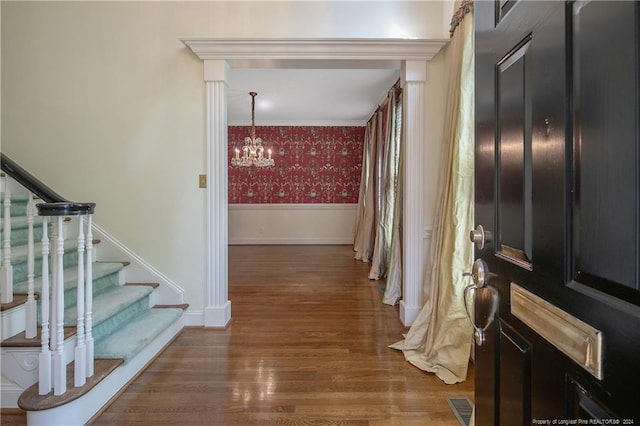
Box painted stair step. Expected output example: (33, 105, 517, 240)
(0, 294, 29, 313)
(94, 308, 183, 362)
(10, 237, 92, 259)
(17, 359, 123, 411)
(13, 262, 124, 313)
(10, 240, 83, 284)
(1, 326, 76, 347)
(0, 216, 46, 247)
(0, 194, 31, 217)
(69, 284, 154, 342)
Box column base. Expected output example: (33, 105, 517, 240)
(399, 300, 420, 327)
(203, 301, 231, 328)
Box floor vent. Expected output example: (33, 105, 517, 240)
(446, 396, 473, 426)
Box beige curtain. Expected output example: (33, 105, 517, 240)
(354, 83, 404, 305)
(369, 87, 402, 282)
(353, 114, 378, 262)
(382, 89, 403, 305)
(390, 0, 475, 384)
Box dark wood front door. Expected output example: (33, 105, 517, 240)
(474, 1, 640, 424)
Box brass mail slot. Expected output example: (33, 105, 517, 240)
(510, 283, 603, 380)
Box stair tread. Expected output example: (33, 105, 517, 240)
(1, 327, 76, 347)
(68, 284, 154, 327)
(125, 282, 160, 289)
(154, 303, 189, 311)
(0, 294, 28, 312)
(95, 308, 183, 362)
(17, 358, 123, 411)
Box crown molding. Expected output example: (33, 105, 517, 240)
(182, 38, 449, 63)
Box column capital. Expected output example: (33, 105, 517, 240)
(204, 60, 231, 82)
(403, 60, 427, 83)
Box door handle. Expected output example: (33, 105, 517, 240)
(462, 257, 492, 288)
(463, 259, 499, 346)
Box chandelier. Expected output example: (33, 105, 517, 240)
(231, 91, 274, 167)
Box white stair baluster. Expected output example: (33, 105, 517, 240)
(39, 216, 52, 395)
(1, 188, 13, 303)
(25, 193, 37, 338)
(74, 216, 86, 386)
(85, 214, 94, 378)
(53, 216, 66, 396)
(49, 218, 58, 360)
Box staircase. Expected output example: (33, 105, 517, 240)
(0, 161, 187, 425)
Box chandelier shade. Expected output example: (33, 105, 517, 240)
(231, 92, 274, 168)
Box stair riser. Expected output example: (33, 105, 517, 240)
(1, 304, 26, 341)
(12, 251, 80, 284)
(0, 223, 46, 247)
(32, 271, 122, 320)
(0, 200, 29, 218)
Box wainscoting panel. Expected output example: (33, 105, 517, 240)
(228, 204, 357, 245)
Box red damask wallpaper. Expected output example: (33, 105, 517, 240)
(228, 126, 365, 204)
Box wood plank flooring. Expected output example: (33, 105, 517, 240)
(3, 245, 474, 425)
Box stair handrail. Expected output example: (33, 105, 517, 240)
(1, 153, 66, 204)
(1, 154, 96, 213)
(1, 153, 96, 395)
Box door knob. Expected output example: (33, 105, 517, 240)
(462, 258, 491, 288)
(463, 259, 499, 346)
(469, 225, 492, 250)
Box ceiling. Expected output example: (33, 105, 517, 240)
(226, 64, 401, 126)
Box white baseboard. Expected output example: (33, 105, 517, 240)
(182, 310, 204, 326)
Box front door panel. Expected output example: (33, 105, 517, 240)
(496, 35, 533, 268)
(474, 1, 640, 423)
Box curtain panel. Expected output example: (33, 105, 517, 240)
(390, 0, 475, 384)
(353, 114, 378, 262)
(353, 82, 404, 305)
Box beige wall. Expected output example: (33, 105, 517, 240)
(1, 1, 453, 311)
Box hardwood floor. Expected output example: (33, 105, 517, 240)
(3, 245, 474, 425)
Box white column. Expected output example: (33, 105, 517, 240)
(203, 60, 231, 327)
(400, 60, 426, 326)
